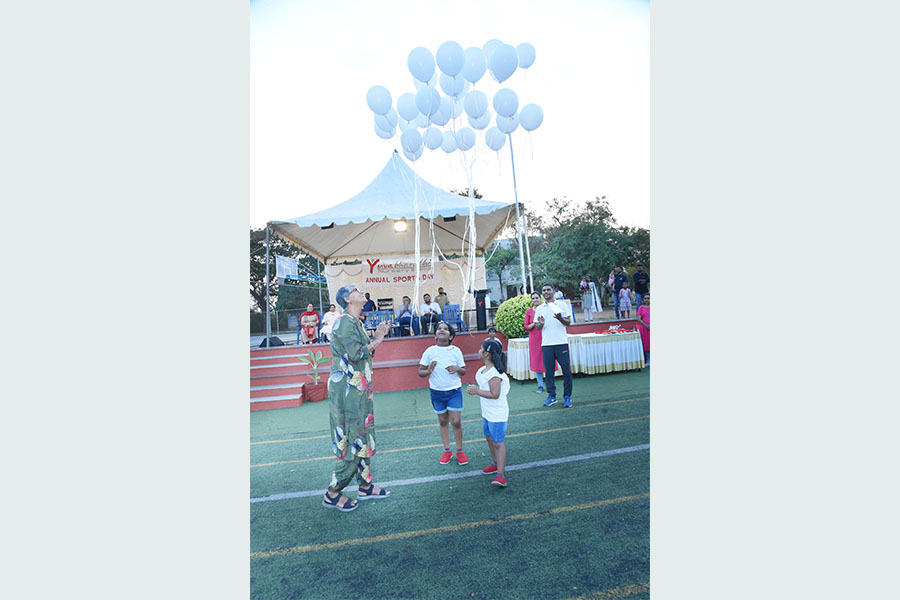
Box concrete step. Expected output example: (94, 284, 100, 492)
(251, 385, 304, 399)
(250, 391, 302, 403)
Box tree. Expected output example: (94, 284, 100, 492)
(527, 196, 641, 297)
(450, 187, 483, 199)
(618, 226, 651, 272)
(484, 243, 523, 300)
(250, 227, 325, 312)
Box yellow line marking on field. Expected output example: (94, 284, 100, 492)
(250, 492, 649, 558)
(250, 415, 649, 468)
(565, 582, 650, 600)
(250, 396, 649, 446)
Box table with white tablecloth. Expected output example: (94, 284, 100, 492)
(507, 332, 644, 380)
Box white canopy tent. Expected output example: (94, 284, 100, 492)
(269, 151, 516, 261)
(267, 152, 520, 321)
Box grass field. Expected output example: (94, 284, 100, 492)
(250, 368, 650, 599)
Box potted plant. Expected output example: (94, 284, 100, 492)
(297, 349, 332, 402)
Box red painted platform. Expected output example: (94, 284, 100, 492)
(250, 319, 638, 410)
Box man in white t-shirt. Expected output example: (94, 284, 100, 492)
(533, 282, 574, 408)
(419, 293, 443, 335)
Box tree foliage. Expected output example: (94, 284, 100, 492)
(527, 197, 649, 297)
(484, 243, 523, 300)
(250, 227, 326, 312)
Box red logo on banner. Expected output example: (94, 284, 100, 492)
(366, 259, 380, 274)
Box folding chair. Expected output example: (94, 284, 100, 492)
(442, 304, 466, 332)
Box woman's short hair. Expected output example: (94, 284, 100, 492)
(335, 284, 358, 309)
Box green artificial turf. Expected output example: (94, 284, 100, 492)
(250, 368, 650, 600)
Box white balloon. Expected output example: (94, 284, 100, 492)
(492, 88, 519, 118)
(488, 44, 518, 83)
(456, 127, 475, 151)
(416, 86, 440, 116)
(397, 93, 419, 121)
(374, 107, 398, 132)
(519, 103, 544, 131)
(408, 47, 435, 83)
(496, 112, 519, 134)
(516, 43, 536, 69)
(423, 126, 443, 150)
(403, 145, 424, 161)
(374, 122, 394, 140)
(441, 130, 457, 152)
(401, 128, 423, 153)
(485, 126, 506, 151)
(482, 39, 503, 60)
(436, 40, 465, 77)
(366, 85, 392, 115)
(463, 90, 488, 119)
(439, 74, 466, 98)
(461, 47, 487, 83)
(449, 96, 464, 119)
(431, 97, 451, 126)
(467, 108, 492, 130)
(413, 71, 438, 91)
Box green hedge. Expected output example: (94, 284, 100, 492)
(495, 294, 533, 339)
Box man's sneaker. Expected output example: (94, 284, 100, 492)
(482, 463, 498, 475)
(543, 396, 557, 407)
(491, 476, 507, 487)
(564, 396, 573, 408)
(535, 386, 544, 393)
(439, 450, 453, 464)
(456, 450, 469, 465)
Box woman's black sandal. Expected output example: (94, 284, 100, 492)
(322, 492, 358, 512)
(357, 484, 391, 500)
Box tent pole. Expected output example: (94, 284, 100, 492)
(317, 258, 323, 313)
(523, 210, 535, 293)
(508, 133, 528, 295)
(265, 224, 272, 342)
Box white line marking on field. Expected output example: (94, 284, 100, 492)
(249, 443, 649, 504)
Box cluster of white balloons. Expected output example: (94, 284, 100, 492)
(366, 39, 544, 162)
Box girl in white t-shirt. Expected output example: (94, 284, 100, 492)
(467, 338, 511, 487)
(418, 321, 468, 466)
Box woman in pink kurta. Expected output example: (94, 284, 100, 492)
(636, 293, 650, 367)
(523, 292, 546, 392)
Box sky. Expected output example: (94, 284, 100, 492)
(250, 0, 649, 231)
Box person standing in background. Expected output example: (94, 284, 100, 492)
(632, 265, 650, 309)
(534, 283, 574, 408)
(612, 266, 628, 319)
(361, 292, 377, 323)
(523, 291, 546, 393)
(435, 287, 450, 310)
(636, 293, 650, 367)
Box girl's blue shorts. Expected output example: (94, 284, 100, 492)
(482, 418, 507, 442)
(430, 387, 463, 414)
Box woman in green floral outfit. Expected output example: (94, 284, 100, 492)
(322, 284, 392, 512)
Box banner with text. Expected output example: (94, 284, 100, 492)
(362, 255, 443, 287)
